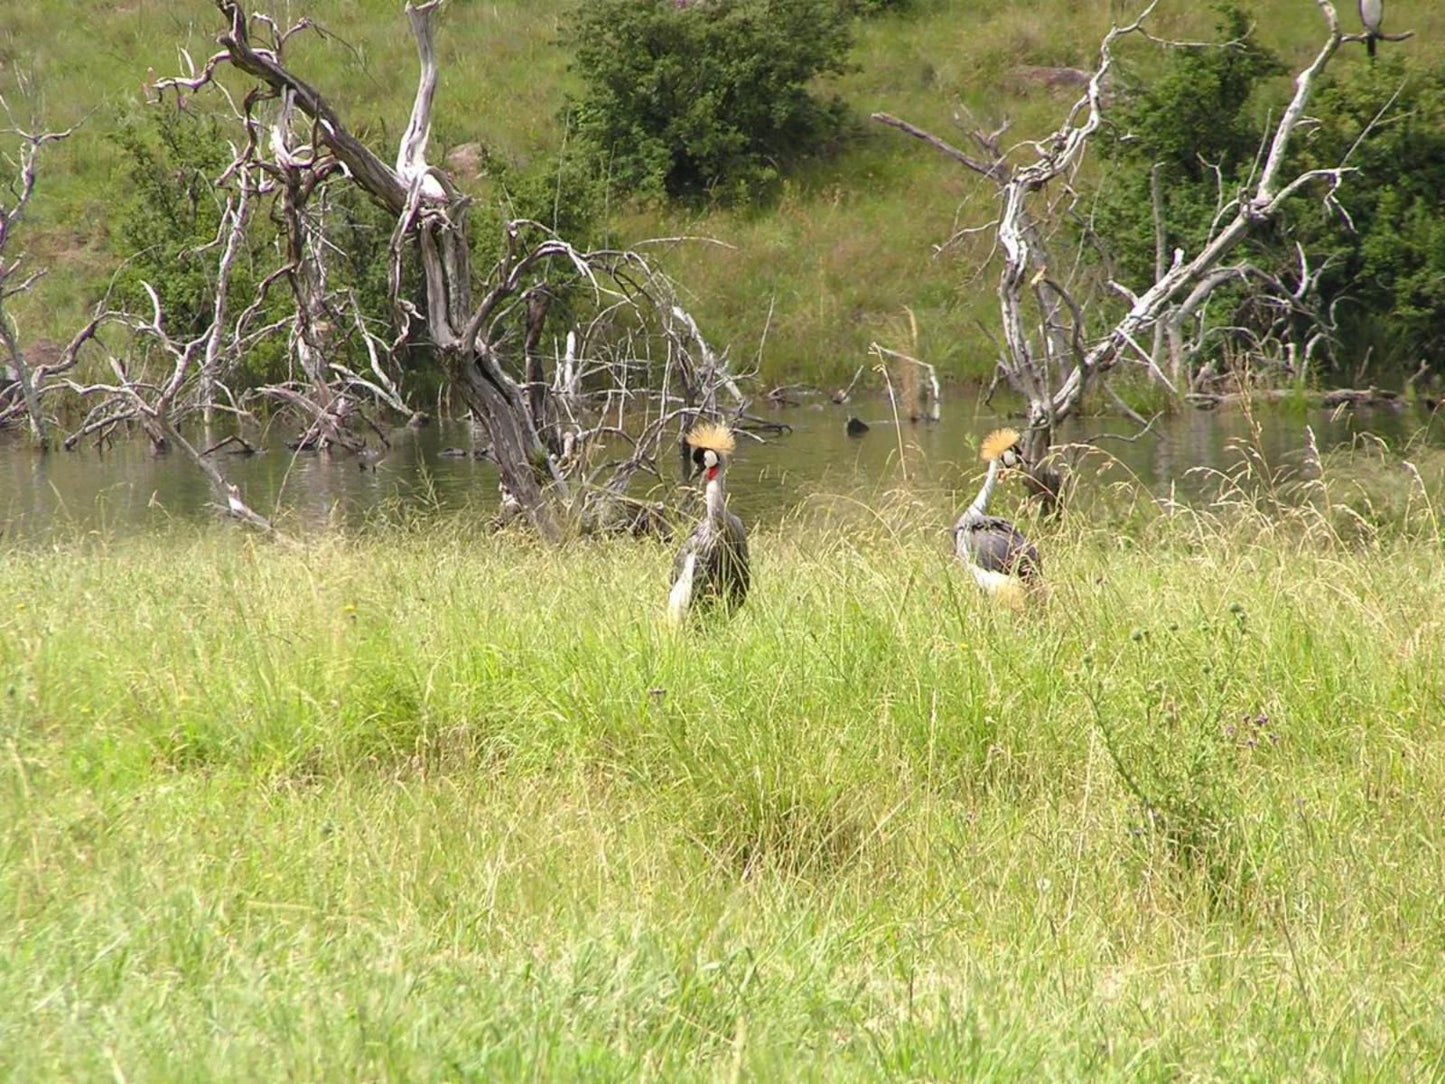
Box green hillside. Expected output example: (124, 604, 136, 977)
(5, 0, 1439, 386)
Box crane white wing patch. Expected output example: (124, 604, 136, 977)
(666, 553, 697, 625)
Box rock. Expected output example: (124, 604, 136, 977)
(444, 142, 484, 181)
(846, 416, 870, 437)
(1003, 66, 1111, 104)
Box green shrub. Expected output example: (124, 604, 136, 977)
(110, 112, 268, 341)
(566, 0, 856, 204)
(1292, 59, 1445, 367)
(846, 0, 912, 13)
(486, 141, 610, 248)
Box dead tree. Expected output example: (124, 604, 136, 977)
(61, 281, 277, 530)
(158, 24, 416, 454)
(250, 90, 373, 454)
(1, 6, 746, 536)
(0, 106, 81, 449)
(141, 0, 746, 541)
(875, 0, 1410, 486)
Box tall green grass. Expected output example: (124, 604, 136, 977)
(8, 1, 1444, 385)
(3, 451, 1445, 1078)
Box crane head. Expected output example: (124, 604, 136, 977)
(685, 421, 735, 481)
(981, 427, 1026, 470)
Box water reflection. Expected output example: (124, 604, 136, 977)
(0, 397, 1437, 540)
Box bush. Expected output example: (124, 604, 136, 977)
(566, 0, 855, 203)
(846, 0, 912, 13)
(1291, 59, 1445, 367)
(485, 141, 610, 248)
(110, 111, 271, 345)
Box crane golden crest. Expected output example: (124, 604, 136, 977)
(980, 427, 1021, 463)
(685, 421, 736, 455)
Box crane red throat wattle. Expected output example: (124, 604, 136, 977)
(706, 466, 719, 482)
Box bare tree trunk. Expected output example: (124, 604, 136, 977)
(0, 312, 47, 447)
(199, 183, 252, 425)
(0, 114, 78, 448)
(523, 287, 554, 450)
(1147, 162, 1178, 390)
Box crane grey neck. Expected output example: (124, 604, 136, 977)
(969, 457, 1001, 515)
(705, 470, 727, 522)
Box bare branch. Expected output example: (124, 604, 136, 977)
(397, 1, 448, 203)
(870, 113, 1005, 181)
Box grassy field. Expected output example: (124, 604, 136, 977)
(6, 0, 1444, 386)
(4, 450, 1445, 1078)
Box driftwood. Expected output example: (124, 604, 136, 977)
(1187, 387, 1405, 411)
(200, 433, 261, 456)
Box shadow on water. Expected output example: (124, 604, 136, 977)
(0, 395, 1439, 540)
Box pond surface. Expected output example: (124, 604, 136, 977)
(0, 394, 1437, 540)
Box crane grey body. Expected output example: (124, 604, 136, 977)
(1360, 0, 1383, 56)
(954, 507, 1040, 586)
(953, 430, 1040, 598)
(667, 424, 749, 623)
(670, 506, 750, 615)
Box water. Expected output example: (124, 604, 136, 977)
(0, 395, 1435, 540)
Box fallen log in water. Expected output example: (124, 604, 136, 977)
(1186, 387, 1405, 411)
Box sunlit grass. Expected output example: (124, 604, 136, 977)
(3, 451, 1445, 1078)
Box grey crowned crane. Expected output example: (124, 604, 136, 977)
(953, 427, 1041, 607)
(666, 422, 750, 625)
(1360, 0, 1383, 57)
